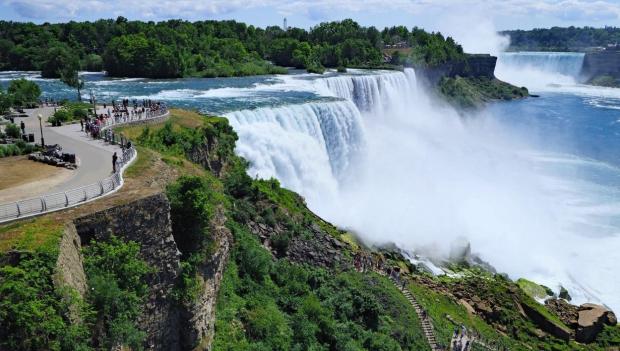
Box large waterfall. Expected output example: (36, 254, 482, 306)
(495, 52, 586, 89)
(224, 67, 620, 311)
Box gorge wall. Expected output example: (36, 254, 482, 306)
(55, 192, 231, 351)
(582, 50, 620, 82)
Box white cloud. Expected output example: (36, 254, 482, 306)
(3, 0, 620, 29)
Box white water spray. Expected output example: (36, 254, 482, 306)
(225, 68, 620, 312)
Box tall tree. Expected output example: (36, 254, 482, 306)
(60, 65, 84, 102)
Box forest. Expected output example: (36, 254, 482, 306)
(503, 26, 620, 51)
(0, 18, 464, 78)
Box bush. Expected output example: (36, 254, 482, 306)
(4, 123, 21, 138)
(51, 110, 71, 123)
(72, 108, 87, 119)
(7, 78, 41, 108)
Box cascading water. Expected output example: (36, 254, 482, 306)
(224, 67, 620, 312)
(495, 52, 586, 89)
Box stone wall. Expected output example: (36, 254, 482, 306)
(72, 193, 183, 351)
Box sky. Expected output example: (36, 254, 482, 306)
(1, 0, 620, 33)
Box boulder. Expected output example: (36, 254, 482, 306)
(520, 301, 571, 341)
(575, 303, 617, 343)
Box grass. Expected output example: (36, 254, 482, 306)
(0, 217, 64, 253)
(406, 279, 518, 350)
(438, 76, 529, 109)
(517, 278, 554, 300)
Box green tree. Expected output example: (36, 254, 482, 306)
(7, 78, 41, 108)
(0, 88, 12, 114)
(41, 44, 79, 79)
(60, 65, 85, 102)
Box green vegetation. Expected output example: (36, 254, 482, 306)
(0, 18, 464, 78)
(83, 236, 151, 350)
(589, 74, 619, 87)
(517, 278, 554, 301)
(0, 140, 39, 158)
(212, 224, 429, 351)
(0, 220, 90, 351)
(383, 26, 465, 66)
(48, 102, 90, 125)
(5, 78, 41, 108)
(438, 76, 528, 108)
(503, 26, 620, 51)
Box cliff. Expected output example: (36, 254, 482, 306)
(582, 50, 620, 86)
(416, 54, 529, 108)
(416, 54, 497, 86)
(73, 193, 183, 350)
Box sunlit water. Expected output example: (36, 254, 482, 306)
(2, 59, 619, 312)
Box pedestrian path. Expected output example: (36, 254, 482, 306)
(0, 104, 169, 223)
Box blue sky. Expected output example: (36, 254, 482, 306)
(1, 0, 619, 32)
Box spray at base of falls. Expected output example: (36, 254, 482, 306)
(496, 52, 586, 89)
(225, 68, 620, 312)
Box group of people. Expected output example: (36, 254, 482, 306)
(452, 326, 474, 351)
(79, 99, 163, 173)
(39, 98, 59, 107)
(103, 98, 167, 125)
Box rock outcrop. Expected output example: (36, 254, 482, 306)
(247, 220, 351, 270)
(416, 54, 498, 86)
(54, 223, 87, 297)
(73, 193, 183, 351)
(519, 301, 572, 341)
(575, 303, 617, 343)
(582, 50, 620, 82)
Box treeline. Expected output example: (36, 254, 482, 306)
(503, 26, 620, 51)
(0, 17, 464, 78)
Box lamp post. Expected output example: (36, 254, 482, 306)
(37, 114, 44, 148)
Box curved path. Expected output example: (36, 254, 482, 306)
(0, 105, 168, 223)
(10, 107, 121, 199)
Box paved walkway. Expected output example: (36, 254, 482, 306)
(10, 107, 121, 199)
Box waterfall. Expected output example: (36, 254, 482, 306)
(496, 52, 586, 89)
(223, 69, 418, 208)
(315, 69, 417, 113)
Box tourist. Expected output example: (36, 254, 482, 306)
(80, 118, 84, 131)
(112, 152, 118, 173)
(20, 120, 25, 136)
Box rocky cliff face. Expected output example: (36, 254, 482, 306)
(416, 54, 498, 86)
(180, 209, 233, 351)
(73, 193, 183, 351)
(582, 50, 620, 81)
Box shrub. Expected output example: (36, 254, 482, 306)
(51, 110, 71, 123)
(4, 123, 20, 138)
(72, 108, 87, 119)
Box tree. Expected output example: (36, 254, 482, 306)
(7, 78, 41, 108)
(60, 65, 84, 102)
(41, 44, 78, 79)
(0, 88, 12, 115)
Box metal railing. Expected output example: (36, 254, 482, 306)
(0, 107, 169, 223)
